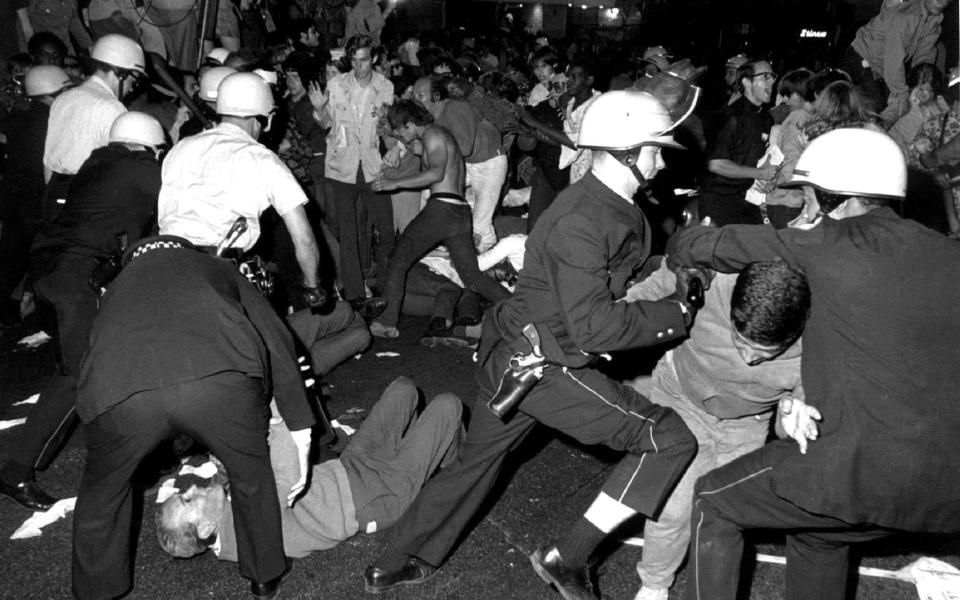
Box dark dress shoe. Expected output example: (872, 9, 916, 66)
(250, 578, 281, 600)
(364, 557, 439, 593)
(350, 297, 387, 320)
(0, 478, 58, 511)
(529, 545, 595, 600)
(250, 561, 294, 599)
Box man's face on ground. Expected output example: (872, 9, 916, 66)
(731, 327, 788, 366)
(743, 61, 775, 105)
(162, 484, 226, 548)
(925, 0, 951, 15)
(351, 47, 374, 80)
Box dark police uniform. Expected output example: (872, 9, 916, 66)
(0, 99, 49, 317)
(0, 144, 160, 489)
(72, 242, 316, 600)
(667, 211, 960, 599)
(376, 172, 696, 568)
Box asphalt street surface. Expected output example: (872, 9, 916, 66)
(0, 312, 955, 599)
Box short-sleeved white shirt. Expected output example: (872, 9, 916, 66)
(43, 75, 126, 175)
(158, 122, 308, 250)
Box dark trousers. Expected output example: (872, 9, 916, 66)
(41, 173, 73, 225)
(325, 171, 395, 301)
(685, 439, 891, 600)
(375, 338, 696, 567)
(378, 198, 510, 328)
(0, 254, 98, 483)
(0, 215, 36, 304)
(527, 167, 561, 233)
(72, 372, 285, 600)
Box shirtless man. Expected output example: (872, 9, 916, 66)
(369, 100, 510, 338)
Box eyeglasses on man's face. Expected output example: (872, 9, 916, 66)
(750, 72, 777, 82)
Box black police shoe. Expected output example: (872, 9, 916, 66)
(250, 561, 294, 599)
(529, 545, 596, 600)
(350, 297, 387, 320)
(364, 557, 439, 594)
(0, 477, 58, 511)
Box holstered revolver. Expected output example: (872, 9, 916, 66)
(487, 323, 547, 420)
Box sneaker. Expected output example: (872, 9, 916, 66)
(529, 545, 595, 600)
(634, 586, 669, 600)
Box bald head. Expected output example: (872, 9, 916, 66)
(413, 76, 436, 113)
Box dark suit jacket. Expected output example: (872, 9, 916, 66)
(667, 208, 960, 532)
(77, 247, 315, 432)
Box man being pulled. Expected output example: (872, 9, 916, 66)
(158, 72, 323, 306)
(668, 128, 960, 600)
(364, 91, 700, 600)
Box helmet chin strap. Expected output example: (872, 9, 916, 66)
(623, 151, 656, 204)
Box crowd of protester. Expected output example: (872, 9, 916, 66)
(1, 0, 960, 599)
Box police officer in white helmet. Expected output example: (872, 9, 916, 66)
(0, 111, 165, 513)
(42, 34, 146, 218)
(158, 72, 323, 304)
(366, 90, 699, 600)
(668, 128, 960, 600)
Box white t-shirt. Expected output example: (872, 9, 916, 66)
(158, 122, 307, 250)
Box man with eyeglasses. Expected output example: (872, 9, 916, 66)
(698, 59, 777, 226)
(158, 72, 322, 307)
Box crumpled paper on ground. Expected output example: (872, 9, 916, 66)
(900, 557, 960, 600)
(17, 331, 51, 348)
(11, 498, 76, 539)
(0, 418, 27, 430)
(12, 394, 39, 406)
(331, 420, 356, 436)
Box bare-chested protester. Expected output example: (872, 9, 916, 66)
(369, 99, 511, 339)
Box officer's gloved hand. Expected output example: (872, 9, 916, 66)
(299, 284, 327, 309)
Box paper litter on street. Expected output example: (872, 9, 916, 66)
(0, 418, 27, 430)
(10, 497, 76, 539)
(331, 420, 356, 436)
(12, 394, 40, 406)
(17, 331, 51, 349)
(375, 351, 400, 358)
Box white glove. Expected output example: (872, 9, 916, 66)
(778, 397, 821, 454)
(287, 428, 312, 506)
